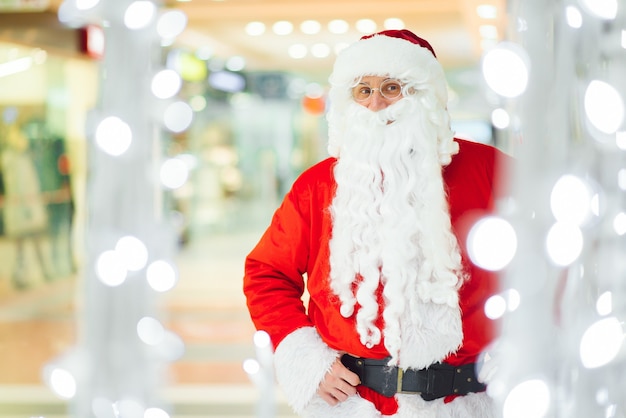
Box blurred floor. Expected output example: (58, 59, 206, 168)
(0, 226, 297, 417)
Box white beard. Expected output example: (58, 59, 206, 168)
(328, 96, 465, 365)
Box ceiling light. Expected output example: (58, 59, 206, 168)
(245, 21, 265, 36)
(0, 56, 33, 78)
(273, 21, 293, 36)
(328, 19, 349, 34)
(355, 19, 376, 34)
(288, 44, 307, 59)
(476, 5, 497, 19)
(300, 20, 321, 35)
(310, 43, 330, 58)
(383, 18, 404, 29)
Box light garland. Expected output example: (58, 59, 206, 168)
(470, 0, 626, 417)
(47, 0, 190, 416)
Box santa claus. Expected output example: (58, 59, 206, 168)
(244, 29, 511, 417)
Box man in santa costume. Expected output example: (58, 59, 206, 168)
(244, 29, 511, 417)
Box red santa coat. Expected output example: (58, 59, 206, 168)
(244, 138, 510, 417)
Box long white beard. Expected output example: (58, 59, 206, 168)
(328, 97, 465, 362)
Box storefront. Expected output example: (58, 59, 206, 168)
(0, 12, 99, 295)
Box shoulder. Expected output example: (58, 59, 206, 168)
(450, 138, 513, 168)
(292, 157, 336, 187)
(455, 138, 498, 157)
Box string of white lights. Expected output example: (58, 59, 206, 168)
(470, 0, 626, 417)
(48, 1, 191, 417)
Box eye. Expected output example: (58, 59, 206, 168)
(353, 85, 372, 101)
(382, 81, 402, 97)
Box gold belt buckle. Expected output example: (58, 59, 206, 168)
(397, 367, 421, 394)
(396, 367, 404, 393)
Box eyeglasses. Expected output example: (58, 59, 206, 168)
(352, 79, 404, 102)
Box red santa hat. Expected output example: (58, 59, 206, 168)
(329, 29, 440, 85)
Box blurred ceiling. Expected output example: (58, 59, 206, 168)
(28, 0, 507, 82)
(1, 0, 507, 118)
(162, 0, 507, 81)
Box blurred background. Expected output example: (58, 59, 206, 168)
(0, 0, 507, 416)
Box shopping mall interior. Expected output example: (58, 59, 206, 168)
(0, 0, 509, 417)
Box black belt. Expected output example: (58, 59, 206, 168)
(340, 354, 485, 401)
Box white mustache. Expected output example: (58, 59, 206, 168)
(347, 97, 418, 126)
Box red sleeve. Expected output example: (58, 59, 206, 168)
(443, 139, 515, 366)
(243, 177, 315, 349)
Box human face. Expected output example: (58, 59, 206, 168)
(352, 76, 404, 111)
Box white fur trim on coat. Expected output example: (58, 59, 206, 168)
(273, 327, 339, 414)
(299, 385, 495, 418)
(274, 328, 494, 417)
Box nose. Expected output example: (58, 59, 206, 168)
(365, 90, 392, 111)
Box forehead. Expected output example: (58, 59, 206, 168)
(357, 75, 390, 85)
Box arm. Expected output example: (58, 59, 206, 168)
(243, 185, 314, 347)
(243, 168, 359, 412)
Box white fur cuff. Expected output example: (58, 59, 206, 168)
(273, 327, 339, 414)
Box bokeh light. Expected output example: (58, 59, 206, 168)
(124, 1, 156, 30)
(467, 216, 518, 271)
(613, 212, 626, 235)
(384, 18, 404, 30)
(96, 250, 127, 286)
(580, 0, 618, 20)
(565, 6, 583, 28)
(155, 331, 185, 361)
(580, 317, 624, 368)
(157, 9, 187, 39)
(550, 175, 593, 225)
(482, 43, 530, 98)
(584, 80, 624, 135)
(328, 19, 349, 34)
(288, 44, 307, 59)
(160, 157, 189, 189)
(355, 19, 377, 34)
(151, 69, 182, 99)
(243, 358, 261, 375)
(596, 291, 612, 316)
(95, 116, 132, 156)
(115, 235, 149, 271)
(503, 379, 551, 418)
(245, 21, 265, 36)
(146, 260, 178, 292)
(545, 222, 584, 266)
(163, 101, 193, 132)
(137, 316, 165, 346)
(491, 108, 511, 129)
(300, 20, 321, 35)
(49, 368, 77, 399)
(484, 294, 507, 319)
(253, 330, 271, 349)
(272, 21, 293, 35)
(485, 288, 521, 320)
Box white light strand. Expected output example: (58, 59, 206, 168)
(53, 0, 189, 416)
(489, 0, 626, 417)
(243, 330, 276, 418)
